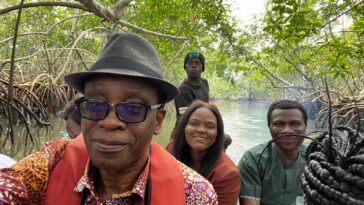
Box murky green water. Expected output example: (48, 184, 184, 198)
(1, 101, 272, 163)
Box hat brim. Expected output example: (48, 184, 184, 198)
(64, 69, 179, 103)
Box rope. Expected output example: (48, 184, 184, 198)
(302, 126, 364, 205)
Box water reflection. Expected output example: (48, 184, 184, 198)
(0, 117, 65, 160)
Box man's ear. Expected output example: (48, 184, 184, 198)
(154, 108, 166, 135)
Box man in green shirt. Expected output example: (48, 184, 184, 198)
(238, 100, 307, 205)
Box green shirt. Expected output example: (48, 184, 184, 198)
(238, 141, 306, 205)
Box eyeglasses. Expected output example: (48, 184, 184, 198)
(75, 98, 163, 123)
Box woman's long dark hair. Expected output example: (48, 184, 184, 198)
(172, 100, 224, 177)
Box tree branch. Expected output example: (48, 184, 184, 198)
(55, 27, 102, 83)
(6, 0, 25, 144)
(274, 42, 315, 82)
(164, 41, 189, 79)
(318, 0, 364, 30)
(0, 2, 89, 15)
(0, 14, 92, 45)
(253, 58, 292, 86)
(75, 0, 116, 21)
(261, 71, 308, 91)
(75, 0, 188, 40)
(1, 0, 189, 41)
(111, 0, 133, 19)
(1, 47, 96, 65)
(115, 19, 189, 40)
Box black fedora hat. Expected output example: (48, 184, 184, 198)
(64, 32, 178, 102)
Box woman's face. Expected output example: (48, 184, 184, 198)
(185, 107, 218, 153)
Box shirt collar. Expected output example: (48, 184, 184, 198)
(74, 156, 151, 200)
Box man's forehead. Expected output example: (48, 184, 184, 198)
(272, 108, 302, 113)
(271, 108, 304, 118)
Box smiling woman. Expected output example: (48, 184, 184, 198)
(184, 107, 218, 155)
(169, 100, 241, 205)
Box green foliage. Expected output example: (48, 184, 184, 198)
(0, 0, 363, 103)
(0, 0, 240, 99)
(230, 0, 364, 101)
(3, 0, 363, 158)
(264, 0, 322, 43)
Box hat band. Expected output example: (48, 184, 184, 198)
(89, 56, 162, 79)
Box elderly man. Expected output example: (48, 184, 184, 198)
(238, 100, 307, 205)
(0, 33, 217, 204)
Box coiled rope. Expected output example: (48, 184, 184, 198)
(302, 126, 364, 205)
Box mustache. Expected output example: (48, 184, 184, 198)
(277, 134, 305, 140)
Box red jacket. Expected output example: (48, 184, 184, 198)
(44, 135, 186, 205)
(206, 153, 240, 205)
(166, 141, 240, 205)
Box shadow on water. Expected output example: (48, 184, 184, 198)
(2, 101, 274, 163)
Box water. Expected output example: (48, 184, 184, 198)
(216, 101, 271, 164)
(1, 101, 272, 163)
(0, 117, 66, 160)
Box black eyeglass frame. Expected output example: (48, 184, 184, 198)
(75, 97, 163, 123)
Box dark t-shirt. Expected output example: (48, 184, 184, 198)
(174, 78, 209, 117)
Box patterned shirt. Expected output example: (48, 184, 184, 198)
(0, 140, 217, 205)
